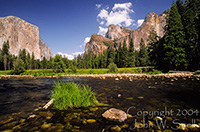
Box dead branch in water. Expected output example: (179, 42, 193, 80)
(43, 98, 55, 109)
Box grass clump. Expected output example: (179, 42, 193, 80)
(51, 81, 99, 110)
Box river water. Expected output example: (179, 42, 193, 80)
(0, 76, 200, 131)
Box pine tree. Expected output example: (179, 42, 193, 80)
(128, 39, 135, 67)
(135, 50, 140, 67)
(93, 54, 100, 69)
(147, 27, 159, 66)
(102, 50, 108, 68)
(147, 27, 158, 44)
(121, 40, 128, 67)
(107, 47, 115, 65)
(1, 41, 9, 56)
(186, 0, 200, 70)
(163, 1, 187, 71)
(117, 43, 122, 68)
(48, 56, 54, 69)
(150, 37, 165, 70)
(77, 54, 82, 69)
(139, 38, 148, 66)
(12, 57, 25, 75)
(31, 52, 36, 69)
(3, 54, 7, 70)
(19, 49, 28, 69)
(0, 41, 10, 70)
(42, 57, 48, 69)
(53, 54, 66, 73)
(27, 52, 31, 69)
(182, 8, 198, 70)
(176, 0, 185, 16)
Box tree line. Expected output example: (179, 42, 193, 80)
(0, 41, 72, 73)
(149, 0, 200, 72)
(74, 38, 149, 69)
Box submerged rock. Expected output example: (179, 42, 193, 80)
(89, 107, 98, 112)
(137, 96, 144, 99)
(86, 119, 96, 123)
(177, 123, 187, 131)
(134, 122, 145, 129)
(41, 122, 52, 129)
(102, 108, 127, 122)
(188, 124, 199, 131)
(110, 125, 121, 132)
(153, 116, 163, 121)
(115, 78, 119, 81)
(121, 123, 129, 128)
(28, 114, 36, 119)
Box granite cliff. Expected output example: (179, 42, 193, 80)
(85, 12, 167, 54)
(0, 16, 53, 60)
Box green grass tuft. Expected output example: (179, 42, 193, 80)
(50, 81, 99, 110)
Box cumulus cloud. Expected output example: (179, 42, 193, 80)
(57, 51, 84, 60)
(97, 2, 134, 27)
(96, 4, 102, 9)
(137, 19, 144, 27)
(72, 51, 84, 56)
(100, 21, 105, 25)
(97, 9, 108, 19)
(112, 2, 133, 12)
(98, 26, 108, 36)
(80, 37, 90, 48)
(57, 52, 74, 60)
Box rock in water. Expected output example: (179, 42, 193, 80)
(110, 125, 121, 132)
(102, 108, 127, 122)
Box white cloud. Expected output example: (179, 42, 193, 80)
(96, 4, 102, 9)
(97, 9, 108, 19)
(98, 26, 108, 36)
(57, 51, 84, 60)
(112, 2, 133, 12)
(100, 21, 104, 25)
(137, 19, 144, 27)
(57, 52, 74, 60)
(72, 51, 84, 56)
(80, 37, 90, 48)
(97, 2, 134, 29)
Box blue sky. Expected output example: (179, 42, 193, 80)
(0, 0, 173, 59)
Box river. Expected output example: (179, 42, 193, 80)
(0, 76, 200, 131)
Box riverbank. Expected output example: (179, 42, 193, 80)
(0, 73, 199, 80)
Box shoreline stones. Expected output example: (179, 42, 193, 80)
(102, 108, 127, 122)
(0, 73, 199, 80)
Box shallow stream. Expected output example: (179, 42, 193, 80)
(0, 76, 200, 131)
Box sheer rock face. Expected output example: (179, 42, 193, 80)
(85, 12, 166, 54)
(0, 16, 53, 60)
(39, 38, 53, 60)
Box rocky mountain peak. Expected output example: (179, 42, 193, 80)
(85, 34, 113, 55)
(84, 12, 167, 55)
(105, 24, 127, 40)
(0, 16, 53, 60)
